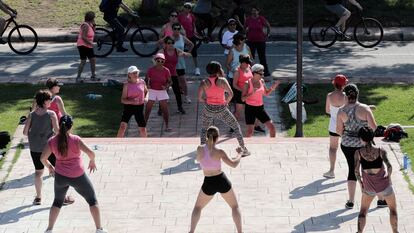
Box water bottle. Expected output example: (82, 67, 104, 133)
(403, 153, 408, 170)
(86, 94, 103, 100)
(408, 157, 412, 171)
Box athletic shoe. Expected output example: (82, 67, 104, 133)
(345, 201, 354, 209)
(254, 126, 266, 133)
(177, 107, 186, 114)
(62, 196, 75, 206)
(0, 38, 7, 44)
(377, 200, 387, 208)
(331, 26, 342, 35)
(44, 230, 53, 233)
(184, 96, 192, 104)
(96, 229, 108, 233)
(241, 147, 251, 157)
(195, 67, 201, 76)
(323, 171, 335, 179)
(33, 197, 41, 205)
(91, 76, 101, 81)
(116, 46, 128, 52)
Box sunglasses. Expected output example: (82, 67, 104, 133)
(170, 14, 178, 17)
(166, 41, 174, 45)
(155, 59, 165, 63)
(254, 71, 264, 76)
(173, 27, 181, 31)
(229, 23, 237, 26)
(184, 6, 191, 9)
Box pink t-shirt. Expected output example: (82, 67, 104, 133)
(245, 16, 267, 42)
(147, 66, 171, 90)
(49, 95, 62, 121)
(178, 13, 196, 38)
(48, 134, 84, 178)
(126, 80, 145, 105)
(77, 22, 95, 48)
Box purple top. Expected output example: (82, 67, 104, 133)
(199, 145, 221, 171)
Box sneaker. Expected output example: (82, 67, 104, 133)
(0, 38, 7, 44)
(96, 229, 108, 233)
(345, 201, 354, 209)
(116, 46, 128, 52)
(254, 126, 266, 133)
(177, 107, 186, 114)
(194, 67, 201, 76)
(33, 197, 41, 205)
(377, 200, 387, 208)
(91, 76, 101, 81)
(331, 26, 342, 35)
(239, 147, 251, 157)
(62, 196, 75, 206)
(44, 230, 53, 233)
(323, 171, 335, 179)
(184, 96, 192, 104)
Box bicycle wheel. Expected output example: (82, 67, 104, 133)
(7, 25, 38, 55)
(354, 18, 383, 48)
(308, 19, 337, 48)
(94, 28, 114, 58)
(130, 27, 159, 57)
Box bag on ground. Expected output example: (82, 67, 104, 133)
(0, 131, 11, 149)
(384, 123, 408, 142)
(288, 102, 307, 123)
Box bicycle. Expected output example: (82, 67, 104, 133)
(94, 15, 159, 57)
(0, 15, 38, 55)
(308, 8, 383, 48)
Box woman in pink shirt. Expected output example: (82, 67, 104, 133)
(76, 11, 97, 82)
(41, 115, 107, 233)
(189, 126, 243, 233)
(117, 66, 148, 138)
(245, 6, 271, 77)
(159, 10, 180, 43)
(242, 64, 279, 137)
(46, 78, 67, 121)
(232, 54, 253, 120)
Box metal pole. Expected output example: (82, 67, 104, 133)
(295, 0, 304, 137)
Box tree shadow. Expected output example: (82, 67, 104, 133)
(1, 173, 52, 191)
(289, 178, 347, 199)
(292, 208, 378, 232)
(0, 204, 49, 225)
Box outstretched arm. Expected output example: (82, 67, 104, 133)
(348, 0, 363, 10)
(120, 2, 137, 15)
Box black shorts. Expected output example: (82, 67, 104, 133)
(189, 36, 198, 58)
(329, 131, 340, 137)
(77, 46, 95, 60)
(177, 69, 185, 76)
(245, 104, 271, 125)
(31, 151, 56, 170)
(201, 172, 232, 196)
(233, 89, 244, 104)
(121, 104, 146, 127)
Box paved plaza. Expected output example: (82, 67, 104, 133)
(0, 136, 413, 233)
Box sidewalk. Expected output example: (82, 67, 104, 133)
(17, 27, 414, 43)
(0, 136, 413, 233)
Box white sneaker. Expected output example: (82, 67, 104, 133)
(185, 96, 192, 104)
(96, 228, 108, 233)
(195, 67, 201, 76)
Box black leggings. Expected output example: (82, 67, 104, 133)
(53, 172, 97, 208)
(246, 41, 269, 75)
(171, 76, 182, 108)
(103, 16, 126, 47)
(340, 144, 361, 181)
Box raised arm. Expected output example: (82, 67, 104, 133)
(264, 79, 280, 96)
(220, 149, 241, 168)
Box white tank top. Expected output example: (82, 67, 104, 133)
(329, 105, 340, 133)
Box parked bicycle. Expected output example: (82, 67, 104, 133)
(308, 8, 383, 48)
(0, 15, 38, 55)
(94, 15, 159, 57)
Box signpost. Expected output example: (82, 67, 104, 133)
(295, 0, 304, 137)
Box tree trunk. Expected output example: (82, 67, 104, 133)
(140, 0, 159, 15)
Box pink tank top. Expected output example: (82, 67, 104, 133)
(199, 145, 221, 171)
(48, 134, 84, 178)
(246, 79, 265, 106)
(236, 67, 253, 89)
(49, 95, 62, 121)
(77, 22, 94, 48)
(127, 80, 145, 105)
(147, 66, 170, 90)
(163, 49, 178, 76)
(163, 23, 173, 37)
(205, 77, 226, 105)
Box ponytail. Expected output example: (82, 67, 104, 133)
(57, 115, 73, 157)
(206, 126, 219, 150)
(358, 126, 375, 147)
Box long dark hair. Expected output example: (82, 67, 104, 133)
(358, 126, 375, 146)
(57, 115, 73, 157)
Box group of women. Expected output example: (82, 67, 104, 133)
(325, 76, 399, 233)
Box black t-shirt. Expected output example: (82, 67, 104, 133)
(104, 0, 122, 18)
(325, 0, 342, 5)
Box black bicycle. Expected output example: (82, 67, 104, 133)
(1, 15, 38, 55)
(94, 15, 159, 57)
(308, 8, 383, 48)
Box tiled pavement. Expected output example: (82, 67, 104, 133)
(1, 137, 413, 233)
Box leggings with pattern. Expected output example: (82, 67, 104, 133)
(200, 104, 245, 147)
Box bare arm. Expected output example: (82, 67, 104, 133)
(325, 94, 331, 115)
(354, 150, 362, 186)
(183, 36, 194, 53)
(225, 51, 233, 74)
(119, 2, 135, 15)
(176, 48, 191, 57)
(220, 78, 233, 104)
(381, 149, 392, 176)
(348, 0, 363, 10)
(336, 111, 345, 136)
(232, 68, 241, 91)
(121, 83, 133, 104)
(196, 146, 203, 162)
(241, 81, 249, 102)
(79, 139, 97, 173)
(40, 144, 55, 176)
(263, 18, 271, 38)
(56, 97, 67, 116)
(363, 105, 377, 130)
(220, 149, 241, 168)
(23, 113, 31, 136)
(50, 111, 59, 134)
(198, 81, 206, 103)
(80, 24, 93, 47)
(264, 80, 280, 96)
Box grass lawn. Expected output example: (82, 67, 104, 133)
(3, 0, 414, 28)
(0, 84, 122, 138)
(281, 84, 414, 172)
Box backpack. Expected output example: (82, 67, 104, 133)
(99, 0, 110, 12)
(383, 124, 408, 142)
(0, 131, 11, 149)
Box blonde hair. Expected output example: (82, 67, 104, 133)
(206, 126, 219, 149)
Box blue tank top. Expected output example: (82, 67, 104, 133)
(174, 35, 186, 70)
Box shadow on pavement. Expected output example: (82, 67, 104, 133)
(0, 204, 49, 225)
(1, 173, 52, 191)
(289, 178, 347, 199)
(291, 208, 378, 232)
(161, 151, 200, 175)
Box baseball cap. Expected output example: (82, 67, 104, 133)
(127, 66, 140, 73)
(46, 78, 63, 89)
(333, 74, 348, 87)
(227, 18, 237, 24)
(184, 2, 192, 7)
(154, 53, 165, 60)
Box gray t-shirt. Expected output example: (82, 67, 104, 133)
(193, 0, 212, 14)
(28, 111, 54, 152)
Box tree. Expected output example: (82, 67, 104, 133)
(140, 0, 160, 15)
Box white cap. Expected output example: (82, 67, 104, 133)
(251, 64, 265, 73)
(127, 66, 140, 73)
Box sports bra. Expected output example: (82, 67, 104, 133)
(360, 148, 383, 169)
(199, 145, 221, 171)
